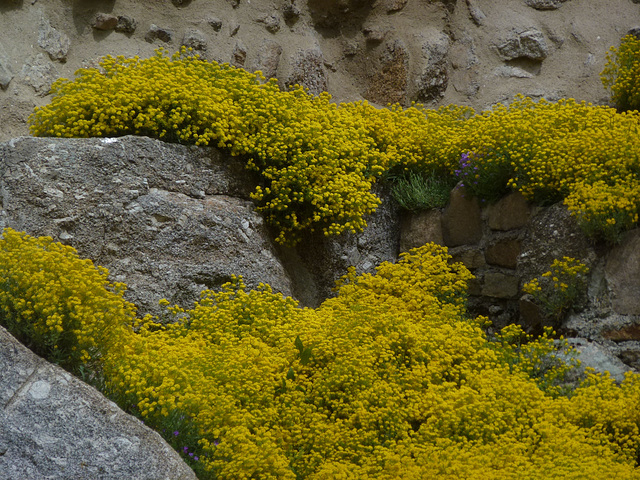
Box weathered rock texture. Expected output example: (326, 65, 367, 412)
(0, 325, 196, 480)
(0, 136, 292, 317)
(0, 0, 637, 142)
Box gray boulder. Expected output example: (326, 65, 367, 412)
(20, 54, 60, 96)
(0, 136, 293, 317)
(0, 326, 197, 480)
(0, 42, 13, 90)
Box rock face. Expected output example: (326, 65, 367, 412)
(0, 0, 636, 141)
(0, 326, 197, 480)
(0, 136, 293, 317)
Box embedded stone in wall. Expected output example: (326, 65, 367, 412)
(497, 29, 549, 61)
(207, 17, 223, 31)
(232, 40, 247, 67)
(0, 43, 13, 90)
(182, 29, 207, 51)
(399, 209, 443, 252)
(260, 13, 281, 33)
(526, 0, 569, 10)
(38, 18, 70, 62)
(416, 31, 451, 102)
(519, 295, 546, 333)
(602, 323, 640, 342)
(20, 54, 59, 96)
(466, 0, 486, 26)
(146, 25, 174, 43)
(482, 272, 519, 299)
(450, 246, 486, 270)
(485, 238, 521, 269)
(93, 13, 118, 31)
(441, 186, 482, 247)
(366, 40, 408, 106)
(287, 48, 327, 96)
(116, 15, 137, 34)
(253, 40, 282, 79)
(386, 0, 407, 12)
(604, 229, 640, 315)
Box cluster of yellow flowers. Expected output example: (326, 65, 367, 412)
(565, 178, 640, 243)
(29, 48, 640, 244)
(601, 34, 640, 112)
(523, 257, 590, 322)
(0, 228, 136, 371)
(2, 229, 640, 478)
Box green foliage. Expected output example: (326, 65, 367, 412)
(601, 34, 640, 112)
(389, 170, 454, 211)
(523, 257, 590, 324)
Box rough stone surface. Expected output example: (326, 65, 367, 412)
(497, 29, 549, 61)
(233, 40, 247, 67)
(517, 203, 595, 286)
(0, 136, 292, 317)
(450, 247, 486, 270)
(116, 15, 138, 34)
(287, 48, 327, 96)
(485, 238, 521, 269)
(0, 326, 197, 480)
(207, 17, 223, 31)
(0, 43, 13, 90)
(252, 40, 283, 79)
(260, 13, 281, 33)
(567, 338, 632, 383)
(603, 323, 640, 342)
(38, 17, 70, 62)
(145, 25, 174, 43)
(366, 40, 409, 106)
(93, 13, 119, 31)
(182, 29, 207, 51)
(442, 186, 483, 247)
(416, 31, 451, 102)
(466, 0, 486, 26)
(281, 189, 401, 307)
(604, 230, 640, 315)
(386, 0, 408, 12)
(526, 0, 569, 10)
(482, 272, 520, 299)
(20, 54, 59, 96)
(399, 209, 443, 252)
(489, 193, 531, 232)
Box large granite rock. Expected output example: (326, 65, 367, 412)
(0, 136, 293, 316)
(0, 326, 196, 480)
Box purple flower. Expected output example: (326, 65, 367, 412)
(189, 453, 194, 457)
(173, 431, 180, 436)
(194, 456, 199, 461)
(183, 446, 189, 453)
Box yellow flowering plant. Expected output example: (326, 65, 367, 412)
(2, 231, 640, 478)
(523, 257, 590, 324)
(602, 34, 640, 112)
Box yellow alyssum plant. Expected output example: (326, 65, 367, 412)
(0, 228, 136, 373)
(523, 257, 590, 323)
(602, 34, 640, 112)
(29, 49, 640, 244)
(2, 230, 640, 478)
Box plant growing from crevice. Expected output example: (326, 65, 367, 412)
(523, 257, 590, 325)
(388, 170, 454, 211)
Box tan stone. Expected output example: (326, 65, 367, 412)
(604, 229, 640, 315)
(487, 192, 531, 231)
(602, 324, 640, 341)
(485, 238, 521, 269)
(481, 272, 519, 298)
(442, 186, 483, 247)
(450, 247, 486, 269)
(399, 209, 444, 252)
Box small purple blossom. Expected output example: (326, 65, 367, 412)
(173, 430, 180, 436)
(194, 456, 199, 461)
(183, 446, 189, 453)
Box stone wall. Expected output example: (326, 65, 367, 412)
(399, 186, 640, 378)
